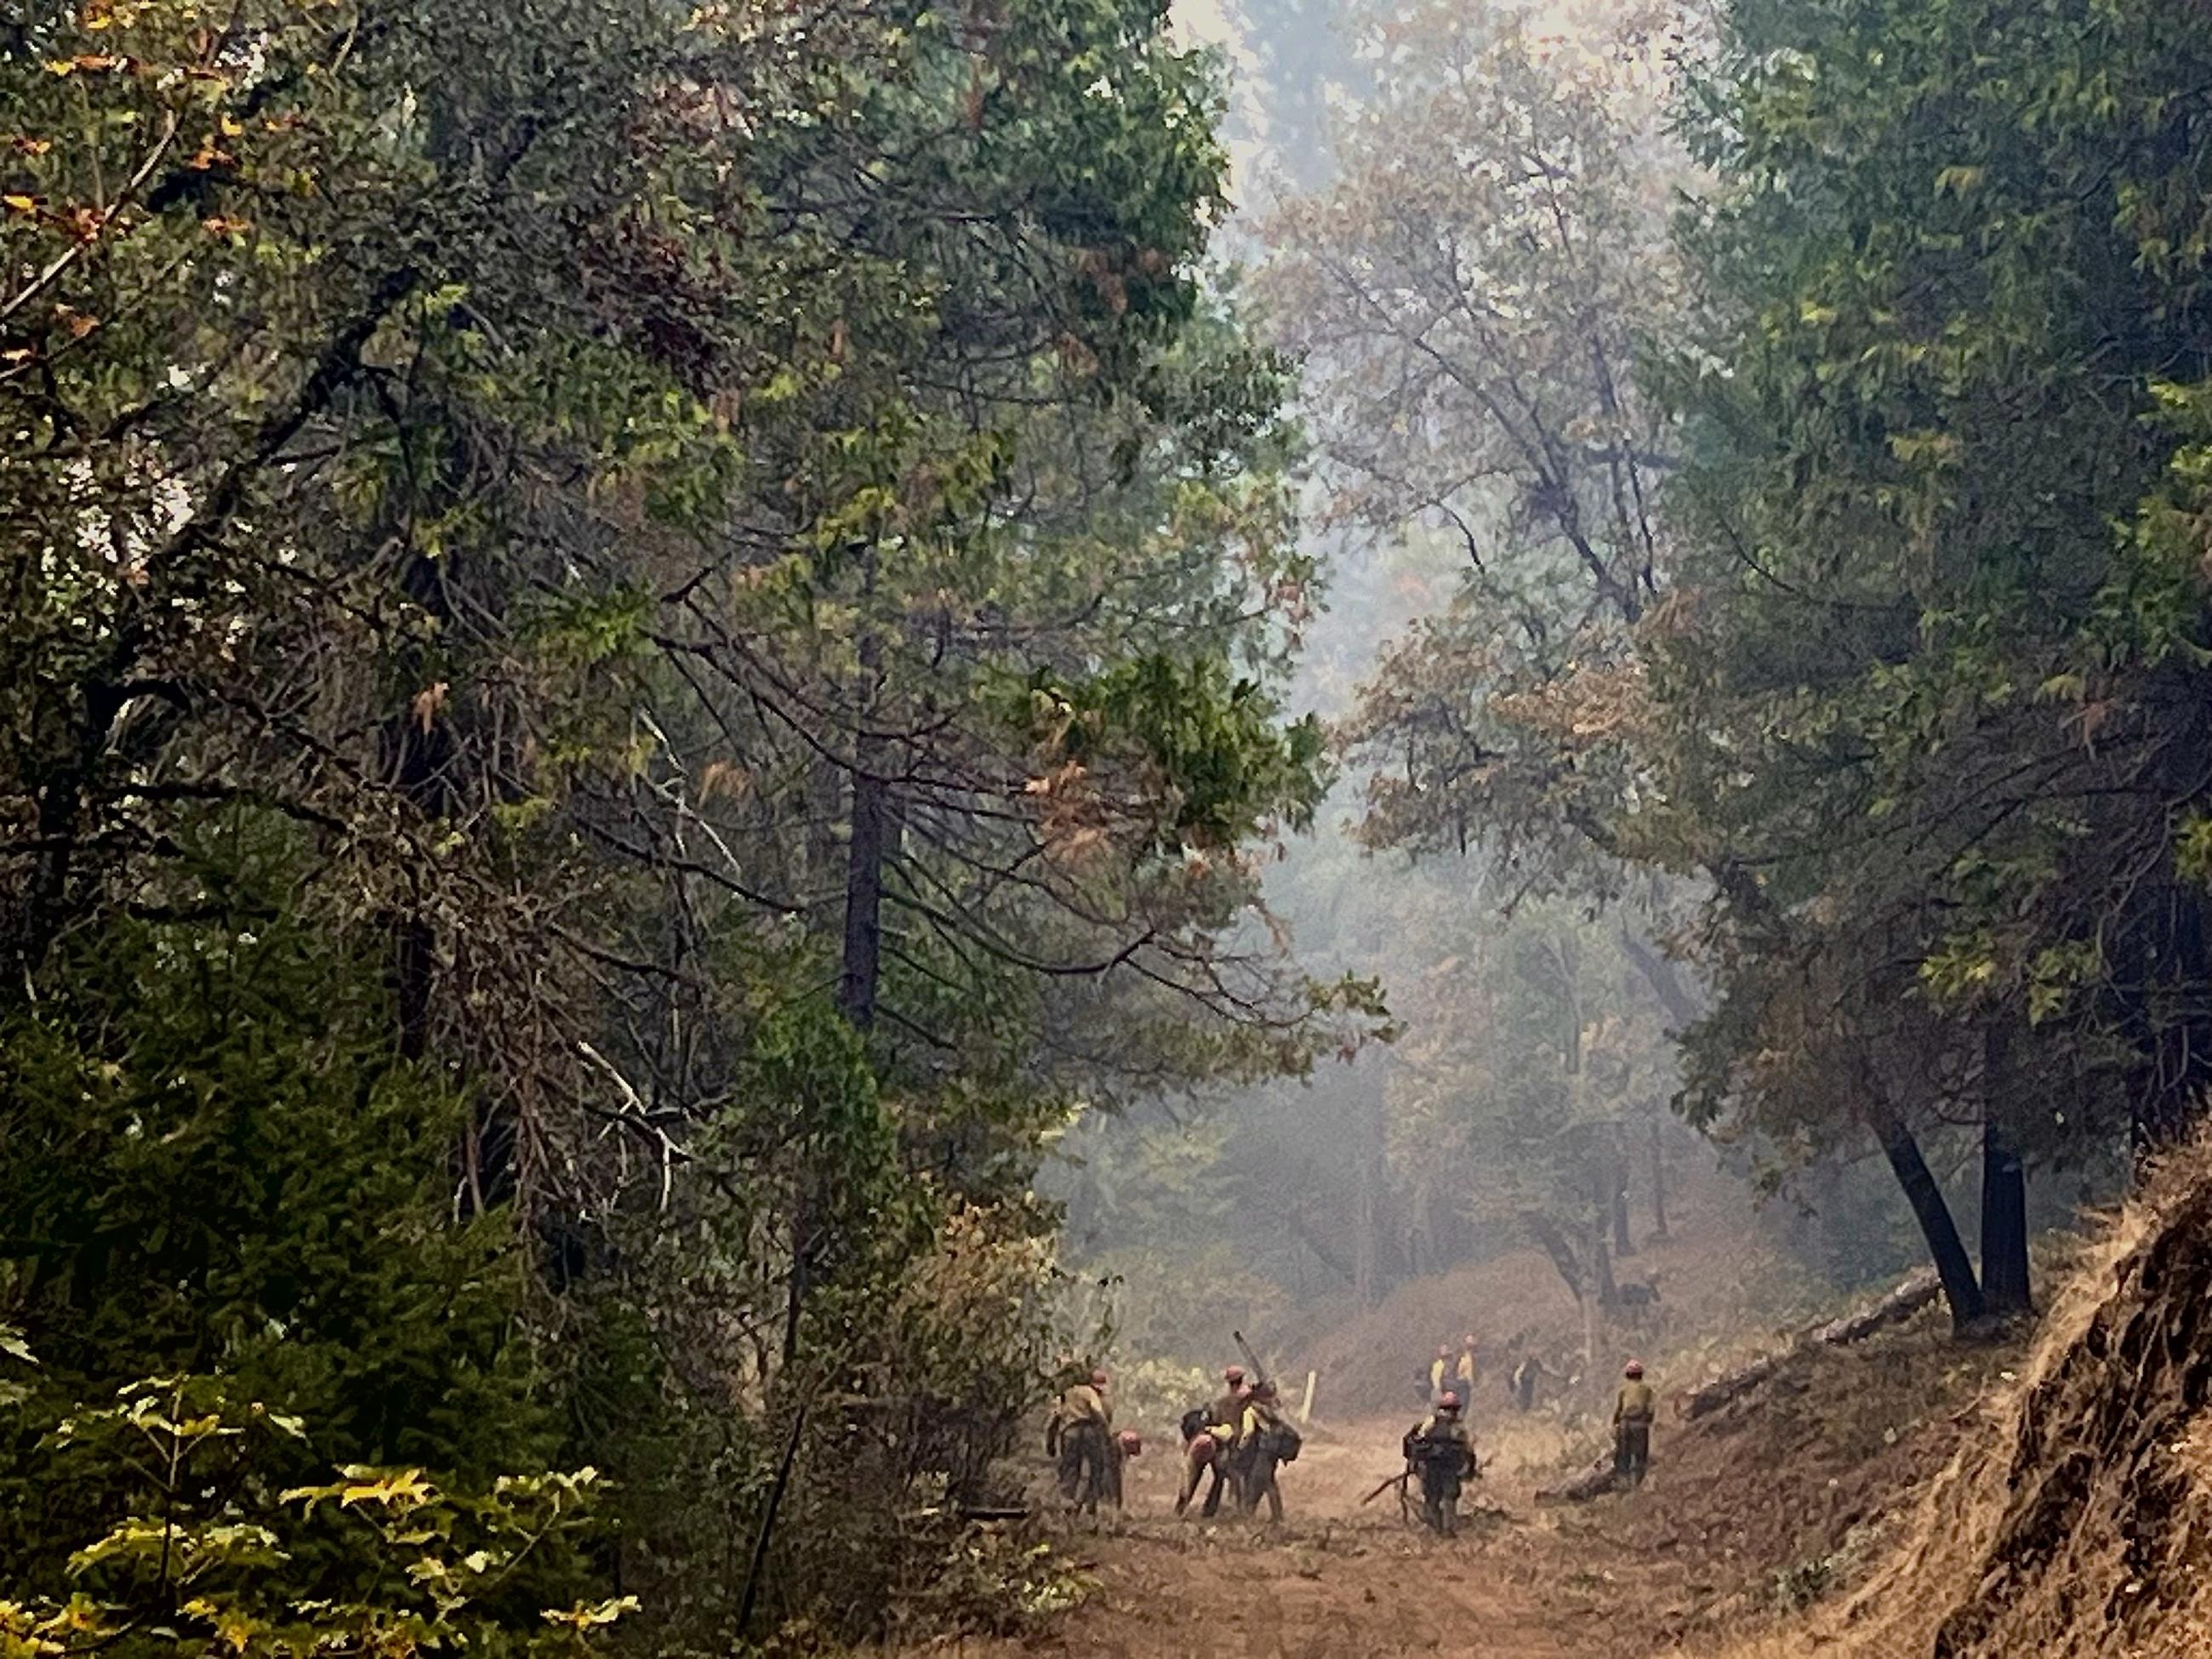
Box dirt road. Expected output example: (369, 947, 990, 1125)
(944, 1417, 1690, 1659)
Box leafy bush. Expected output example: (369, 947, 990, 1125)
(0, 846, 555, 1581)
(0, 1354, 624, 1659)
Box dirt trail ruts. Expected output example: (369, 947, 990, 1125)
(938, 1418, 1676, 1659)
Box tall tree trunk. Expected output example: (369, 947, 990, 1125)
(1979, 1023, 2032, 1316)
(391, 542, 454, 1062)
(1583, 1194, 1612, 1394)
(1522, 1210, 1584, 1304)
(837, 619, 887, 1032)
(396, 916, 436, 1062)
(837, 758, 887, 1030)
(1871, 1103, 1984, 1333)
(2141, 887, 2212, 1148)
(1590, 1202, 1619, 1312)
(738, 1401, 809, 1638)
(1648, 1115, 1670, 1243)
(1618, 926, 1701, 1031)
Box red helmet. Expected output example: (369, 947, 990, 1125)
(1438, 1391, 1462, 1411)
(1090, 1368, 1110, 1388)
(1224, 1364, 1245, 1384)
(1118, 1429, 1143, 1458)
(1624, 1360, 1645, 1378)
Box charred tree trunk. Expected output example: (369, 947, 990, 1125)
(2143, 888, 2212, 1148)
(1980, 1117, 2032, 1317)
(1648, 1115, 1670, 1243)
(1872, 1103, 1984, 1333)
(1980, 1024, 2032, 1316)
(396, 916, 436, 1062)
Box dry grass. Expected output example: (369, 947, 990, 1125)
(1699, 1137, 2212, 1659)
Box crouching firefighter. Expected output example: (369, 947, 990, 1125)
(1403, 1390, 1477, 1537)
(1177, 1365, 1246, 1518)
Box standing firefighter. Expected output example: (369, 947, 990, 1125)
(1403, 1391, 1476, 1536)
(1048, 1367, 1115, 1516)
(1428, 1343, 1452, 1404)
(1613, 1360, 1656, 1488)
(1456, 1333, 1480, 1394)
(1177, 1365, 1247, 1518)
(1234, 1378, 1299, 1524)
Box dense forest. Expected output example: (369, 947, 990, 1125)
(4, 0, 2212, 1651)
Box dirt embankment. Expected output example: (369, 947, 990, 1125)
(1710, 1141, 2212, 1659)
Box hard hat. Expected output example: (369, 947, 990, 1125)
(1224, 1364, 1246, 1383)
(1253, 1378, 1278, 1400)
(1624, 1360, 1645, 1378)
(1437, 1343, 1451, 1357)
(1118, 1429, 1143, 1458)
(1439, 1391, 1462, 1411)
(1091, 1368, 1110, 1387)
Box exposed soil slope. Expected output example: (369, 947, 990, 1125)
(1289, 1167, 1826, 1422)
(1713, 1143, 2212, 1659)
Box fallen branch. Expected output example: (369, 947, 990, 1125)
(1679, 1268, 1941, 1422)
(1536, 1457, 1619, 1504)
(1675, 1353, 1787, 1422)
(1806, 1268, 1942, 1348)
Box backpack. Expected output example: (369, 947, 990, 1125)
(1179, 1405, 1207, 1444)
(1268, 1421, 1303, 1464)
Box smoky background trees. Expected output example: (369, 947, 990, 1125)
(1063, 0, 2209, 1377)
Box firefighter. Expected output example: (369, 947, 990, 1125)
(1049, 1366, 1115, 1516)
(1455, 1333, 1480, 1394)
(1613, 1359, 1656, 1488)
(1403, 1391, 1476, 1536)
(1109, 1428, 1141, 1509)
(1177, 1366, 1247, 1517)
(1234, 1378, 1298, 1524)
(1428, 1343, 1452, 1403)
